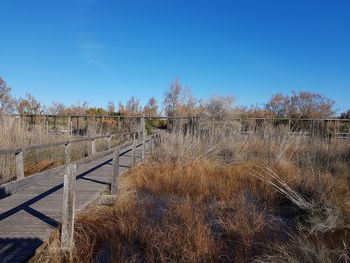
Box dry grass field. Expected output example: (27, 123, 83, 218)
(30, 122, 350, 263)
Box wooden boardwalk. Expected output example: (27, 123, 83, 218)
(0, 142, 147, 263)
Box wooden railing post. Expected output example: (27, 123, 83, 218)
(65, 143, 71, 164)
(288, 118, 291, 134)
(141, 117, 145, 162)
(132, 136, 136, 166)
(150, 134, 154, 152)
(15, 150, 24, 180)
(117, 116, 121, 130)
(107, 135, 112, 149)
(67, 116, 71, 135)
(61, 164, 76, 261)
(110, 147, 120, 195)
(91, 139, 96, 156)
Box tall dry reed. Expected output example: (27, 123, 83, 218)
(30, 120, 350, 262)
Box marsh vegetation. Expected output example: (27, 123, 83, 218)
(31, 121, 350, 262)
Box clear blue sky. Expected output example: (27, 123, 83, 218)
(1, 0, 349, 112)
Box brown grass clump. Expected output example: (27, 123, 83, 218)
(31, 123, 350, 262)
(33, 158, 350, 262)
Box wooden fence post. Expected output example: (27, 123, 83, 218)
(141, 117, 145, 162)
(15, 151, 24, 180)
(91, 139, 96, 156)
(288, 118, 291, 134)
(67, 116, 71, 135)
(110, 147, 120, 195)
(132, 137, 136, 166)
(117, 116, 121, 130)
(107, 136, 112, 149)
(150, 134, 154, 152)
(65, 143, 71, 164)
(61, 164, 76, 261)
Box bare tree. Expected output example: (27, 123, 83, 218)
(68, 101, 89, 115)
(126, 96, 141, 115)
(265, 93, 289, 117)
(163, 78, 182, 117)
(48, 101, 88, 115)
(340, 109, 350, 119)
(118, 101, 126, 115)
(204, 95, 235, 119)
(49, 102, 67, 115)
(107, 101, 116, 115)
(179, 87, 197, 117)
(144, 97, 159, 116)
(289, 91, 335, 118)
(119, 97, 141, 116)
(0, 78, 16, 114)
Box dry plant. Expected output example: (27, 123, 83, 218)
(0, 115, 67, 183)
(30, 119, 350, 262)
(0, 115, 122, 184)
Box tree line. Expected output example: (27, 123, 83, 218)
(0, 76, 348, 119)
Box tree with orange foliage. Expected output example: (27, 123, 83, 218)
(143, 97, 158, 116)
(17, 93, 44, 115)
(118, 96, 141, 116)
(163, 78, 198, 117)
(266, 91, 335, 119)
(86, 107, 107, 115)
(265, 93, 289, 118)
(163, 78, 182, 117)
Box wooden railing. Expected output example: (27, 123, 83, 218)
(201, 118, 350, 138)
(0, 131, 138, 183)
(60, 128, 164, 260)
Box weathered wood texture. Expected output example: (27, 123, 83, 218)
(0, 140, 149, 263)
(15, 151, 24, 180)
(61, 164, 76, 260)
(110, 147, 120, 195)
(141, 117, 146, 162)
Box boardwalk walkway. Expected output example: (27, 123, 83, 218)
(0, 141, 147, 263)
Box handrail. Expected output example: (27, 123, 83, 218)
(60, 130, 165, 259)
(207, 117, 350, 122)
(0, 128, 166, 183)
(2, 114, 198, 120)
(0, 131, 138, 155)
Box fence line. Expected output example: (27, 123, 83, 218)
(0, 131, 139, 183)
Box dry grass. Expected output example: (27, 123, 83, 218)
(30, 121, 350, 262)
(0, 115, 67, 183)
(0, 115, 125, 184)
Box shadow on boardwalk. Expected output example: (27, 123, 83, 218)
(0, 158, 112, 226)
(0, 142, 143, 262)
(0, 156, 117, 263)
(0, 237, 43, 263)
